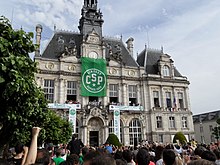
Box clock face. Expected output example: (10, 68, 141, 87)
(88, 51, 98, 59)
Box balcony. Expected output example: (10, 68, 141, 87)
(48, 103, 81, 110)
(109, 105, 144, 111)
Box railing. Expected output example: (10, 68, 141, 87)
(48, 103, 81, 109)
(109, 105, 144, 111)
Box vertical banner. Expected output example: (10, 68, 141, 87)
(114, 109, 120, 141)
(81, 57, 107, 96)
(69, 108, 76, 134)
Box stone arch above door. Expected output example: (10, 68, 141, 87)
(87, 117, 105, 146)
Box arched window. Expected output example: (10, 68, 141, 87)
(109, 120, 123, 143)
(163, 65, 170, 76)
(129, 119, 142, 146)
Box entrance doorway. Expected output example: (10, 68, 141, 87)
(90, 131, 99, 147)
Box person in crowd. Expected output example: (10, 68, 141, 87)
(213, 149, 220, 165)
(0, 159, 10, 165)
(52, 148, 65, 165)
(8, 144, 28, 165)
(122, 149, 135, 165)
(34, 149, 51, 165)
(114, 150, 123, 160)
(104, 141, 113, 154)
(187, 159, 215, 165)
(162, 149, 176, 165)
(89, 154, 116, 165)
(67, 134, 84, 156)
(65, 154, 79, 165)
(194, 145, 206, 158)
(154, 145, 164, 165)
(115, 159, 127, 165)
(79, 147, 89, 165)
(83, 150, 101, 165)
(136, 147, 155, 165)
(201, 150, 216, 162)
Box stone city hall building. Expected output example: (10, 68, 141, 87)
(34, 0, 194, 146)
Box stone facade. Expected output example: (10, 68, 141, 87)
(34, 0, 194, 146)
(193, 110, 220, 144)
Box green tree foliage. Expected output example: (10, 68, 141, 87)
(40, 110, 72, 144)
(0, 16, 72, 150)
(106, 134, 122, 147)
(212, 118, 220, 141)
(173, 132, 187, 144)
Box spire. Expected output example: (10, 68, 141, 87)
(84, 0, 98, 9)
(79, 0, 104, 37)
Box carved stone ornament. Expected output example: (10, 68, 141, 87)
(45, 62, 54, 70)
(68, 65, 76, 71)
(109, 68, 117, 75)
(90, 107, 102, 117)
(128, 70, 135, 76)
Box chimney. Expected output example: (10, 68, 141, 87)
(126, 37, 134, 57)
(35, 24, 43, 56)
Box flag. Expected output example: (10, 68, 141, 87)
(81, 57, 107, 96)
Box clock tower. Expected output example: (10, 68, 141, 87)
(78, 0, 104, 38)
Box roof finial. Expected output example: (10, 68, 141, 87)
(161, 45, 164, 53)
(54, 24, 56, 32)
(120, 34, 123, 41)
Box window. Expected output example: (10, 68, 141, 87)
(109, 84, 119, 103)
(44, 79, 54, 103)
(182, 116, 187, 128)
(156, 116, 162, 128)
(169, 116, 175, 128)
(153, 91, 160, 107)
(67, 81, 77, 101)
(163, 65, 170, 76)
(158, 134, 163, 143)
(109, 120, 123, 143)
(129, 119, 142, 146)
(165, 92, 172, 109)
(129, 85, 137, 106)
(200, 126, 203, 132)
(178, 92, 184, 109)
(209, 125, 213, 132)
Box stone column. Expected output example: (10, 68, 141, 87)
(122, 83, 127, 105)
(184, 87, 190, 110)
(137, 84, 141, 105)
(59, 77, 65, 103)
(124, 126, 130, 146)
(54, 78, 59, 103)
(82, 126, 88, 145)
(160, 86, 164, 109)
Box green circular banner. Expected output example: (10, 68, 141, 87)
(82, 68, 106, 93)
(114, 110, 120, 116)
(70, 109, 76, 115)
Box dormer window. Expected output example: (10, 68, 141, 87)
(163, 65, 170, 76)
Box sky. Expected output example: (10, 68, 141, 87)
(1, 0, 220, 115)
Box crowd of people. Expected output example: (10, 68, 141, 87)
(1, 128, 220, 165)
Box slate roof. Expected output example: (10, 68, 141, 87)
(41, 31, 83, 59)
(103, 37, 138, 67)
(193, 110, 220, 123)
(136, 49, 182, 77)
(40, 31, 138, 67)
